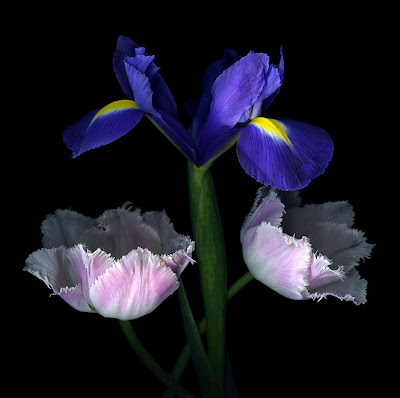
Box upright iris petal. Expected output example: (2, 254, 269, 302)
(241, 187, 373, 304)
(25, 204, 195, 320)
(196, 52, 270, 165)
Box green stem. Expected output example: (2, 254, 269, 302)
(119, 320, 195, 398)
(162, 272, 254, 398)
(187, 162, 228, 392)
(227, 271, 254, 300)
(178, 280, 218, 397)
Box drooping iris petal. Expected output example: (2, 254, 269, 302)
(237, 117, 334, 190)
(89, 248, 180, 320)
(63, 100, 143, 158)
(241, 188, 373, 304)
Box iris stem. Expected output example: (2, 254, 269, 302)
(187, 162, 228, 393)
(162, 272, 254, 398)
(119, 320, 195, 398)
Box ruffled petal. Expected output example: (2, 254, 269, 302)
(41, 209, 95, 248)
(81, 205, 162, 259)
(24, 245, 94, 312)
(260, 47, 285, 114)
(142, 210, 195, 276)
(89, 248, 180, 320)
(307, 253, 344, 291)
(242, 223, 312, 300)
(241, 188, 371, 304)
(63, 100, 143, 157)
(237, 117, 334, 190)
(112, 36, 140, 99)
(299, 222, 374, 273)
(282, 201, 355, 235)
(307, 269, 367, 305)
(240, 187, 285, 243)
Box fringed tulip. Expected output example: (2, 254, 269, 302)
(241, 188, 373, 304)
(25, 204, 195, 320)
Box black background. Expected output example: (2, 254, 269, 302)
(8, 3, 393, 397)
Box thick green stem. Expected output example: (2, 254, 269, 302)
(187, 162, 228, 392)
(119, 320, 195, 398)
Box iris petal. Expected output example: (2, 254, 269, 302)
(63, 100, 143, 157)
(197, 53, 269, 163)
(237, 117, 334, 190)
(113, 36, 140, 99)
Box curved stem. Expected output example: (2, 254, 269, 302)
(162, 272, 255, 398)
(119, 320, 195, 398)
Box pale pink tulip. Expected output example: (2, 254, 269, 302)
(241, 188, 373, 304)
(25, 204, 195, 319)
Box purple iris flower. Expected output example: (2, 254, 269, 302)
(63, 36, 196, 161)
(63, 36, 334, 191)
(189, 49, 334, 190)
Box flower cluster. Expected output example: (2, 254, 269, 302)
(63, 36, 333, 190)
(26, 36, 373, 329)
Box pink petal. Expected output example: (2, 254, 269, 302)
(242, 223, 312, 300)
(143, 210, 195, 275)
(24, 245, 95, 312)
(89, 248, 180, 320)
(307, 253, 344, 290)
(240, 187, 285, 243)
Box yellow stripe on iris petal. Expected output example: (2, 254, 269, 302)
(249, 117, 291, 146)
(89, 100, 139, 127)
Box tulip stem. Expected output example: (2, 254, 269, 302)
(119, 320, 195, 398)
(162, 271, 255, 398)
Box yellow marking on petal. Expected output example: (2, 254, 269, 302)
(90, 100, 139, 126)
(249, 117, 291, 146)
